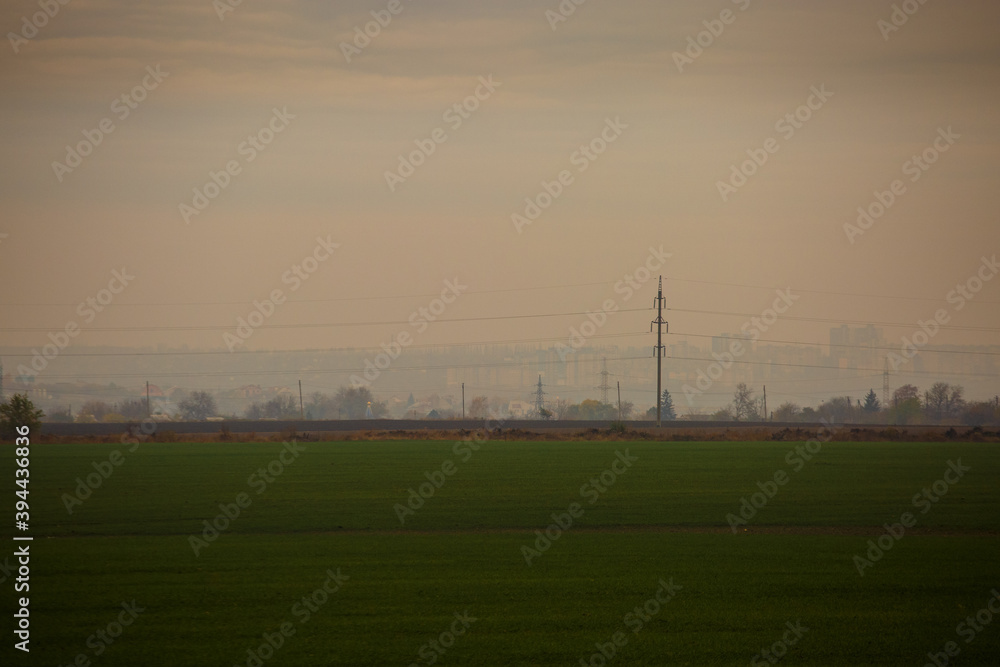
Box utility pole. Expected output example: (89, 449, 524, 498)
(146, 381, 151, 417)
(462, 383, 465, 419)
(598, 358, 611, 404)
(299, 380, 304, 419)
(617, 381, 622, 421)
(882, 356, 890, 409)
(651, 277, 667, 427)
(763, 385, 767, 422)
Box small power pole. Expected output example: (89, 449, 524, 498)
(617, 381, 622, 421)
(651, 277, 667, 427)
(598, 358, 611, 404)
(882, 356, 890, 409)
(462, 383, 465, 419)
(146, 381, 151, 417)
(299, 380, 304, 419)
(763, 385, 767, 422)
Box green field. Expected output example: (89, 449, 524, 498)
(4, 439, 1000, 666)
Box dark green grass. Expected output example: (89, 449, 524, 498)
(3, 440, 999, 666)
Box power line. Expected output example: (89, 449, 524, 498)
(668, 308, 1000, 332)
(0, 280, 615, 307)
(0, 308, 649, 333)
(667, 331, 1000, 357)
(0, 331, 647, 357)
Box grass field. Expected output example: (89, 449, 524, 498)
(4, 438, 1000, 666)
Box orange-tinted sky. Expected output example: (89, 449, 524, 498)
(1, 0, 998, 358)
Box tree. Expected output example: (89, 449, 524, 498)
(116, 398, 148, 420)
(1, 393, 45, 437)
(468, 396, 489, 419)
(773, 402, 801, 422)
(963, 401, 1000, 427)
(710, 406, 735, 421)
(731, 383, 760, 421)
(924, 383, 965, 422)
(179, 391, 217, 420)
(817, 396, 854, 424)
(564, 399, 616, 420)
(333, 386, 387, 419)
(892, 384, 920, 406)
(659, 389, 676, 420)
(46, 406, 74, 423)
(79, 400, 112, 422)
(862, 389, 880, 413)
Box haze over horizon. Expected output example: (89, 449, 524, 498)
(1, 0, 998, 407)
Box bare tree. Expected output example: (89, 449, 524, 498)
(924, 383, 965, 422)
(468, 396, 489, 419)
(731, 383, 760, 421)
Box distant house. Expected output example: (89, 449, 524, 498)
(235, 384, 263, 399)
(507, 400, 533, 418)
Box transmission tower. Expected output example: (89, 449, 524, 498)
(651, 277, 668, 427)
(598, 358, 611, 404)
(534, 375, 546, 416)
(882, 356, 890, 408)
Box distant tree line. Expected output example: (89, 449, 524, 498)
(705, 381, 999, 426)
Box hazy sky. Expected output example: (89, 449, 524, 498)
(1, 0, 998, 361)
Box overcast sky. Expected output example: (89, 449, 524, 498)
(1, 0, 998, 358)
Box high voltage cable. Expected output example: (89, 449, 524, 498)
(3, 275, 996, 307)
(18, 356, 652, 381)
(668, 277, 1000, 305)
(21, 354, 1000, 382)
(0, 332, 645, 357)
(668, 308, 1000, 332)
(667, 331, 1000, 357)
(3, 307, 997, 334)
(0, 308, 649, 332)
(0, 280, 613, 307)
(667, 355, 999, 379)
